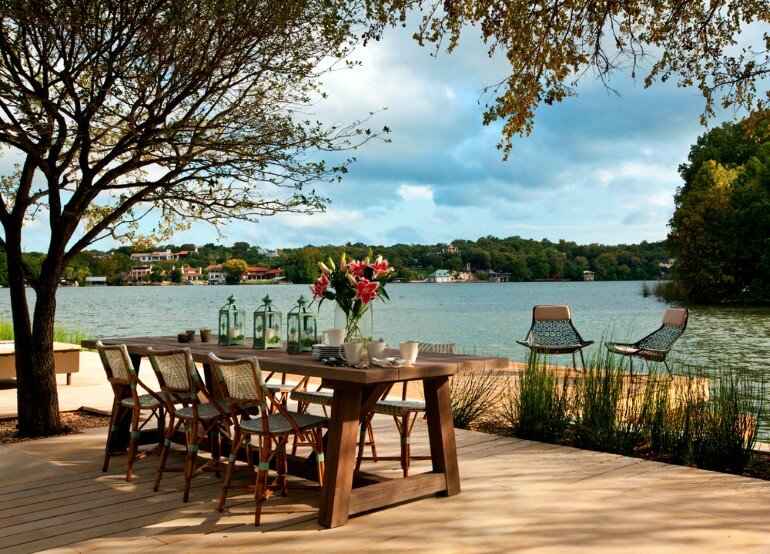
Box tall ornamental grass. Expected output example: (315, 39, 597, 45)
(490, 346, 765, 476)
(0, 318, 88, 344)
(449, 370, 501, 430)
(499, 355, 572, 444)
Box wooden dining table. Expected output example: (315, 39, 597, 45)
(83, 335, 508, 528)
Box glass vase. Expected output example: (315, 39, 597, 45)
(334, 303, 373, 343)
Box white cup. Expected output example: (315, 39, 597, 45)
(399, 341, 419, 364)
(340, 342, 363, 365)
(321, 328, 345, 347)
(366, 341, 387, 360)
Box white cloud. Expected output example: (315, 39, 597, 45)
(596, 161, 678, 186)
(274, 209, 364, 229)
(396, 184, 434, 202)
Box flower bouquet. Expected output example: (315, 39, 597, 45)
(310, 251, 396, 342)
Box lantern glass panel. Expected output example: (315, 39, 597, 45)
(218, 295, 245, 346)
(287, 295, 315, 354)
(253, 295, 282, 349)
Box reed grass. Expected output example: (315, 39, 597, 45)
(490, 344, 765, 476)
(498, 355, 572, 443)
(449, 370, 501, 429)
(0, 318, 88, 344)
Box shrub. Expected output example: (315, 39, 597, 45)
(498, 356, 572, 443)
(449, 370, 501, 429)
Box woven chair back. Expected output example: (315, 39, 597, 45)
(529, 320, 582, 347)
(208, 354, 268, 412)
(147, 348, 198, 399)
(418, 342, 458, 354)
(96, 341, 135, 385)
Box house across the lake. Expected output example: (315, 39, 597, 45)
(427, 269, 452, 283)
(583, 270, 595, 281)
(84, 276, 107, 286)
(130, 248, 192, 263)
(487, 270, 510, 283)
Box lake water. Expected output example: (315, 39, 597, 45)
(2, 281, 769, 377)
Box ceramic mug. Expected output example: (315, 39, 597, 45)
(320, 328, 345, 347)
(366, 340, 387, 360)
(340, 342, 363, 365)
(399, 341, 419, 364)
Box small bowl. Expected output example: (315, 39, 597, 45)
(186, 329, 196, 341)
(200, 328, 212, 342)
(177, 333, 191, 343)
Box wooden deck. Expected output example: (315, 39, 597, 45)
(2, 414, 770, 552)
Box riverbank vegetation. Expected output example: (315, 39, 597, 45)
(667, 115, 770, 305)
(0, 319, 88, 346)
(452, 352, 767, 479)
(0, 236, 672, 286)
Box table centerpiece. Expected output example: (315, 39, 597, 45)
(309, 251, 395, 342)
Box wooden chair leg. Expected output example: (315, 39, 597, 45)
(102, 400, 121, 472)
(183, 420, 199, 503)
(219, 430, 244, 512)
(314, 427, 325, 485)
(367, 419, 378, 461)
(125, 407, 142, 481)
(254, 435, 269, 526)
(212, 427, 221, 478)
(154, 416, 178, 492)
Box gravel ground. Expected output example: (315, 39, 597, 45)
(0, 410, 111, 443)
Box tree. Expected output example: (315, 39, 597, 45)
(669, 117, 770, 303)
(169, 268, 182, 284)
(221, 259, 248, 285)
(373, 1, 768, 156)
(0, 0, 381, 437)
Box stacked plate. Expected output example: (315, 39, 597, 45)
(312, 344, 342, 359)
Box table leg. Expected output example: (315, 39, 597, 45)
(423, 376, 461, 496)
(318, 384, 362, 528)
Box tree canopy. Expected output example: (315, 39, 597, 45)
(669, 115, 770, 303)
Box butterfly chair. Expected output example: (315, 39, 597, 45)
(147, 347, 231, 502)
(606, 307, 690, 376)
(516, 305, 594, 372)
(96, 341, 164, 481)
(354, 341, 457, 477)
(209, 354, 327, 526)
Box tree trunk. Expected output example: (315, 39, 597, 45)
(8, 248, 64, 437)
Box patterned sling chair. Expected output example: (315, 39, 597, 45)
(147, 347, 231, 503)
(96, 341, 164, 481)
(209, 354, 327, 526)
(516, 305, 594, 372)
(605, 307, 690, 376)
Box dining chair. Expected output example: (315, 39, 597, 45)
(354, 341, 457, 477)
(516, 305, 594, 372)
(209, 354, 327, 526)
(96, 341, 164, 481)
(605, 307, 689, 376)
(147, 347, 231, 502)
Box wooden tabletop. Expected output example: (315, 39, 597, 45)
(82, 336, 508, 384)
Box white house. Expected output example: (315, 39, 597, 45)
(427, 269, 452, 283)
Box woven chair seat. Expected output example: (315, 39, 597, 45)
(175, 399, 229, 420)
(267, 382, 299, 393)
(290, 389, 334, 406)
(239, 411, 328, 435)
(372, 398, 426, 417)
(120, 393, 162, 409)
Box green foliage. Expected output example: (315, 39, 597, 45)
(0, 319, 88, 345)
(669, 116, 770, 303)
(499, 357, 572, 443)
(449, 370, 501, 429)
(221, 258, 249, 285)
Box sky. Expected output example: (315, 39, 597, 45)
(9, 20, 756, 252)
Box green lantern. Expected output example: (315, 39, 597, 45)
(253, 295, 282, 349)
(286, 295, 317, 354)
(218, 295, 245, 346)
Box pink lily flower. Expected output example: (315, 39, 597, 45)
(347, 259, 366, 278)
(369, 256, 390, 278)
(354, 278, 379, 304)
(310, 274, 329, 299)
